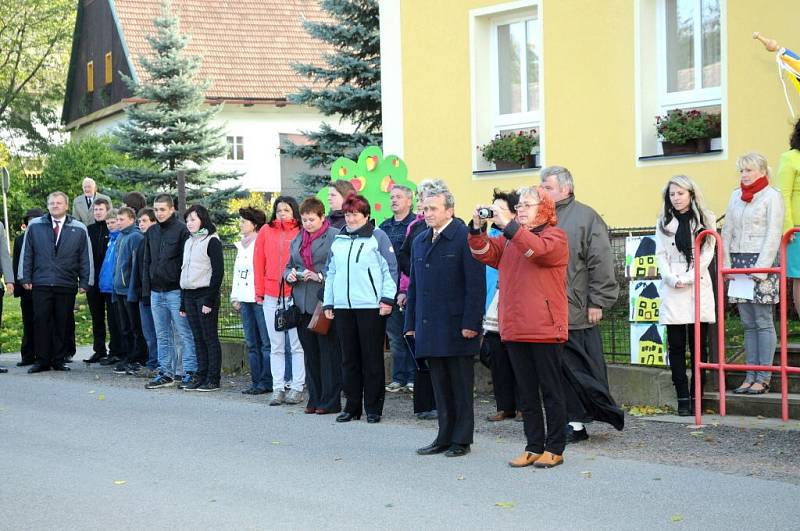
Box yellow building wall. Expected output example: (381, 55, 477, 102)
(398, 0, 799, 227)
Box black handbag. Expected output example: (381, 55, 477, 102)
(274, 277, 302, 331)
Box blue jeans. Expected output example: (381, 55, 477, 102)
(139, 302, 159, 370)
(240, 302, 273, 391)
(738, 303, 777, 384)
(387, 306, 415, 385)
(151, 290, 197, 377)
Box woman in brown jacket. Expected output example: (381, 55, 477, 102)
(468, 185, 569, 469)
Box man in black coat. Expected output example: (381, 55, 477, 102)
(18, 191, 93, 373)
(84, 197, 123, 364)
(405, 181, 485, 457)
(13, 208, 44, 366)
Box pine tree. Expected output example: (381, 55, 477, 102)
(284, 0, 381, 195)
(109, 0, 242, 222)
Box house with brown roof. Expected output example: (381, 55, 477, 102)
(62, 0, 342, 195)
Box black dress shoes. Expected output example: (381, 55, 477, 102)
(336, 412, 361, 423)
(444, 444, 471, 457)
(0, 367, 7, 373)
(99, 356, 121, 366)
(28, 363, 51, 374)
(16, 360, 34, 367)
(84, 353, 106, 364)
(366, 414, 381, 423)
(565, 425, 590, 444)
(416, 442, 448, 455)
(51, 362, 71, 371)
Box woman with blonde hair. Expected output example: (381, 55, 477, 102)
(722, 153, 784, 395)
(655, 175, 716, 416)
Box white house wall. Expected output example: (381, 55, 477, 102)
(70, 104, 350, 193)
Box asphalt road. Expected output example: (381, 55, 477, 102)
(1, 366, 799, 530)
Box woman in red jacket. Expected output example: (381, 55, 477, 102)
(468, 185, 569, 469)
(254, 196, 305, 406)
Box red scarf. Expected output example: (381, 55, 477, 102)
(300, 219, 330, 271)
(740, 176, 769, 203)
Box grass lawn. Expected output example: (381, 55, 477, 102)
(0, 294, 94, 353)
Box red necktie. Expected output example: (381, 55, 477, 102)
(53, 220, 61, 242)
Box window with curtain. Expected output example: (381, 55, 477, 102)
(226, 136, 244, 161)
(493, 13, 540, 129)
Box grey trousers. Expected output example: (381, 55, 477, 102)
(737, 303, 777, 384)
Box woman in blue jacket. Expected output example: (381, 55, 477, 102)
(323, 194, 398, 424)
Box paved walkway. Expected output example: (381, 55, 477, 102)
(1, 351, 799, 530)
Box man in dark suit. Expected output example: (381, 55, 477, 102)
(18, 191, 93, 373)
(13, 208, 44, 366)
(405, 181, 485, 457)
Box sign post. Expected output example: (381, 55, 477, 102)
(1, 167, 9, 253)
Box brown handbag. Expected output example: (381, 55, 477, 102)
(307, 301, 332, 335)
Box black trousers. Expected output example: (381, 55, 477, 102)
(667, 323, 709, 400)
(19, 294, 36, 363)
(32, 288, 77, 366)
(484, 331, 518, 412)
(115, 295, 147, 365)
(298, 312, 342, 412)
(335, 309, 387, 416)
(86, 288, 108, 357)
(506, 342, 567, 455)
(413, 369, 436, 414)
(184, 296, 221, 385)
(429, 356, 474, 446)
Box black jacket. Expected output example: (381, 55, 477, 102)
(13, 234, 29, 298)
(142, 213, 190, 293)
(18, 214, 93, 290)
(87, 220, 110, 288)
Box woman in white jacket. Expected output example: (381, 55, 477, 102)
(656, 175, 716, 416)
(722, 153, 785, 395)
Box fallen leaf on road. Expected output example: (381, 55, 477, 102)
(671, 514, 683, 522)
(334, 457, 343, 461)
(89, 390, 95, 394)
(457, 475, 465, 481)
(271, 441, 281, 445)
(495, 502, 515, 508)
(113, 480, 127, 485)
(653, 477, 662, 481)
(580, 471, 592, 479)
(385, 503, 394, 508)
(689, 431, 703, 437)
(757, 415, 765, 420)
(97, 394, 106, 401)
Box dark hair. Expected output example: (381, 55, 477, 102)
(331, 179, 356, 199)
(299, 197, 326, 218)
(184, 204, 217, 234)
(153, 193, 174, 207)
(93, 197, 111, 210)
(791, 118, 800, 151)
(122, 191, 147, 212)
(270, 195, 301, 223)
(342, 194, 371, 217)
(492, 188, 520, 209)
(22, 208, 44, 226)
(239, 206, 267, 230)
(117, 206, 136, 220)
(138, 207, 156, 222)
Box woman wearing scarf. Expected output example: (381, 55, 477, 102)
(656, 175, 716, 416)
(285, 198, 342, 414)
(231, 207, 272, 395)
(723, 153, 784, 395)
(254, 196, 305, 406)
(468, 186, 569, 469)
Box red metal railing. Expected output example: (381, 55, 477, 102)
(693, 228, 800, 424)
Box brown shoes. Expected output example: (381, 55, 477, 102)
(487, 410, 516, 422)
(508, 451, 541, 468)
(533, 451, 564, 468)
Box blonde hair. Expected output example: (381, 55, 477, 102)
(658, 175, 712, 233)
(105, 208, 118, 221)
(736, 152, 771, 178)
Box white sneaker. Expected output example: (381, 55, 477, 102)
(269, 389, 285, 406)
(284, 389, 304, 404)
(386, 381, 404, 393)
(403, 383, 415, 393)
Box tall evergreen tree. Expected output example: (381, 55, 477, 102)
(284, 0, 381, 195)
(109, 0, 241, 222)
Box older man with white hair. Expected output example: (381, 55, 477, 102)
(539, 165, 624, 443)
(72, 177, 111, 226)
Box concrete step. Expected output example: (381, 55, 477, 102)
(702, 391, 800, 420)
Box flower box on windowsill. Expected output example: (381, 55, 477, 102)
(492, 153, 538, 171)
(661, 137, 712, 156)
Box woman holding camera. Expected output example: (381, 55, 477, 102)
(323, 195, 398, 424)
(285, 197, 342, 414)
(469, 186, 569, 469)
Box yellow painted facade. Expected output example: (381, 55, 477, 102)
(396, 0, 799, 227)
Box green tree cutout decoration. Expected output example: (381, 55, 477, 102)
(317, 146, 415, 225)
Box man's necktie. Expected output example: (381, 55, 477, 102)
(86, 196, 92, 209)
(431, 231, 439, 243)
(53, 220, 61, 243)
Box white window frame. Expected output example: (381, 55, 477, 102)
(470, 0, 543, 174)
(489, 12, 542, 131)
(226, 135, 244, 161)
(656, 0, 721, 109)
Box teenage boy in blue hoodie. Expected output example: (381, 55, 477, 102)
(112, 207, 146, 375)
(98, 209, 120, 366)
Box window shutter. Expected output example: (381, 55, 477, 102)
(105, 52, 113, 85)
(87, 61, 94, 92)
